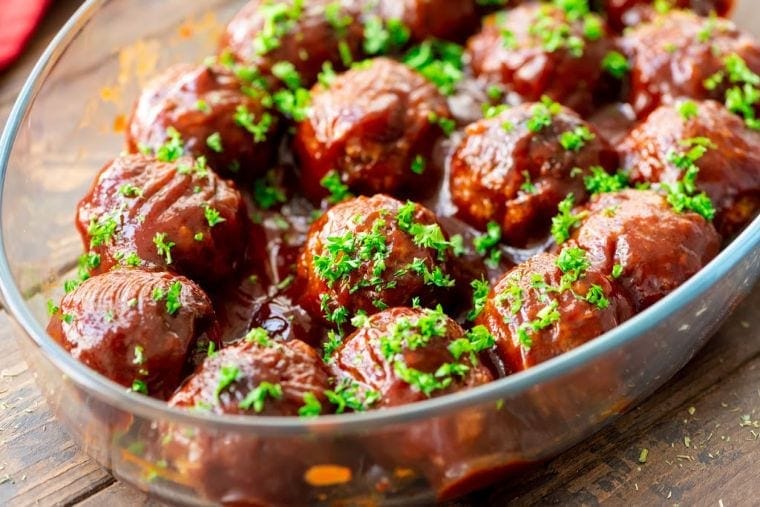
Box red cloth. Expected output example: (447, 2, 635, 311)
(0, 0, 52, 71)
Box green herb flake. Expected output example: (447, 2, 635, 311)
(298, 392, 322, 418)
(559, 125, 595, 151)
(238, 382, 283, 412)
(152, 232, 175, 265)
(214, 364, 240, 401)
(602, 50, 629, 79)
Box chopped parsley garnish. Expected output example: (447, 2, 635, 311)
(326, 379, 380, 413)
(411, 155, 426, 175)
(448, 325, 495, 362)
(234, 105, 273, 142)
(253, 170, 287, 209)
(272, 61, 302, 90)
(165, 281, 182, 315)
(245, 327, 272, 347)
(131, 379, 148, 395)
(556, 245, 590, 289)
(427, 111, 456, 136)
(496, 276, 525, 315)
(704, 53, 760, 130)
(363, 16, 410, 55)
(559, 125, 595, 151)
(403, 40, 464, 96)
(118, 183, 143, 198)
(678, 100, 699, 120)
(467, 278, 491, 321)
(527, 96, 561, 132)
(324, 1, 353, 36)
(528, 3, 601, 58)
(663, 137, 717, 220)
(272, 87, 311, 121)
(88, 214, 118, 248)
(46, 300, 60, 316)
(298, 392, 322, 418)
(583, 166, 629, 195)
(322, 330, 343, 361)
(602, 50, 629, 79)
(202, 204, 225, 227)
(133, 345, 145, 366)
(318, 61, 337, 88)
(195, 99, 210, 113)
(156, 127, 184, 162)
(152, 232, 175, 264)
(550, 194, 585, 244)
(206, 132, 223, 153)
(214, 364, 240, 401)
(520, 171, 537, 194)
(252, 1, 304, 56)
(611, 263, 623, 279)
(238, 382, 283, 412)
(584, 284, 610, 309)
(320, 170, 352, 204)
(483, 104, 509, 119)
(473, 221, 503, 269)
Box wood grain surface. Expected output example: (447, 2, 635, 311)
(0, 2, 758, 506)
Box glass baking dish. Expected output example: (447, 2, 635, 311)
(0, 0, 758, 504)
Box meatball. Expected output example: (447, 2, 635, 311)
(601, 0, 733, 31)
(373, 0, 478, 42)
(450, 101, 619, 247)
(621, 10, 760, 117)
(126, 63, 277, 179)
(221, 0, 364, 86)
(164, 334, 334, 504)
(46, 269, 216, 399)
(76, 154, 247, 286)
(467, 3, 615, 115)
(477, 250, 634, 374)
(169, 334, 330, 416)
(622, 100, 760, 237)
(570, 189, 721, 310)
(331, 307, 494, 494)
(294, 57, 452, 201)
(331, 307, 494, 407)
(297, 195, 461, 327)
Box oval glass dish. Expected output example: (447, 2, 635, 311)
(1, 0, 759, 504)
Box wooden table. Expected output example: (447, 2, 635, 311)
(0, 2, 758, 505)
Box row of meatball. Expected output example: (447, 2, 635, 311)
(125, 5, 760, 239)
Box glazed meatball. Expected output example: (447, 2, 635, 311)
(621, 10, 760, 117)
(164, 333, 333, 504)
(477, 250, 634, 373)
(601, 0, 733, 31)
(297, 195, 461, 327)
(76, 154, 247, 285)
(332, 307, 494, 408)
(467, 3, 615, 115)
(373, 0, 478, 42)
(47, 269, 216, 399)
(570, 189, 721, 310)
(221, 0, 364, 86)
(294, 57, 452, 201)
(450, 102, 619, 247)
(622, 100, 760, 237)
(126, 63, 277, 179)
(169, 334, 330, 416)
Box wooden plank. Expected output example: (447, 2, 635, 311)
(0, 0, 758, 505)
(0, 310, 114, 506)
(464, 288, 760, 506)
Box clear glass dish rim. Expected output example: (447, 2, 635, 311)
(0, 0, 758, 437)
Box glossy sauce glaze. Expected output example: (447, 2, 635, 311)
(45, 0, 760, 500)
